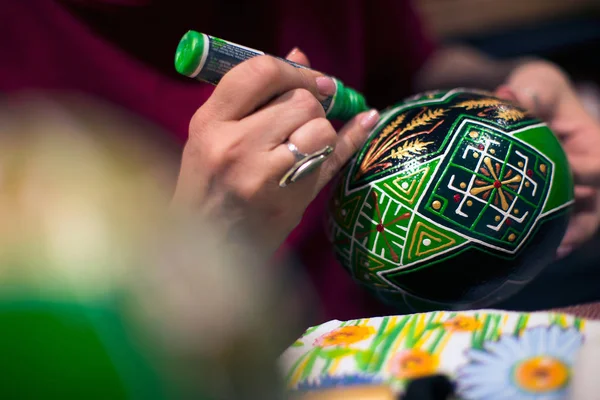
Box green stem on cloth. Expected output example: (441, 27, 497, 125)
(485, 314, 502, 342)
(472, 314, 492, 350)
(285, 350, 312, 384)
(369, 315, 410, 373)
(299, 349, 321, 381)
(513, 314, 529, 337)
(575, 317, 583, 332)
(321, 358, 333, 375)
(428, 329, 447, 354)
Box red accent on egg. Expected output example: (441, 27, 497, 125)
(478, 144, 485, 150)
(493, 180, 502, 188)
(505, 219, 512, 226)
(453, 194, 461, 202)
(376, 224, 385, 232)
(527, 169, 533, 177)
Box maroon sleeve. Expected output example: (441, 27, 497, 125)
(59, 0, 150, 7)
(363, 0, 438, 108)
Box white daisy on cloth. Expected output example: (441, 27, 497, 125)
(456, 325, 583, 399)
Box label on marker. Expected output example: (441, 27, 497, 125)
(192, 33, 334, 114)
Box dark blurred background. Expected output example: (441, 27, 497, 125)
(416, 0, 600, 87)
(413, 0, 600, 310)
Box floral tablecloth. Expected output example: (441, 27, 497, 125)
(280, 309, 599, 399)
(551, 302, 600, 320)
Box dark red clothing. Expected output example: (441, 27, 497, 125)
(1, 0, 435, 323)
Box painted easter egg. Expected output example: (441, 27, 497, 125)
(327, 88, 574, 312)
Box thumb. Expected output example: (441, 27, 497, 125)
(318, 109, 380, 188)
(285, 47, 311, 68)
(495, 84, 555, 121)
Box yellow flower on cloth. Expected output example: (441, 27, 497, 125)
(391, 349, 439, 379)
(443, 315, 482, 332)
(514, 356, 569, 393)
(313, 325, 376, 347)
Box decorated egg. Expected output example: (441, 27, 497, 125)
(327, 88, 574, 311)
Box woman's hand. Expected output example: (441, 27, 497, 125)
(172, 50, 379, 253)
(496, 61, 600, 258)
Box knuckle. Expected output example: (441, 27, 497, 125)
(234, 177, 264, 202)
(292, 88, 314, 103)
(189, 109, 210, 138)
(202, 144, 227, 173)
(225, 135, 245, 159)
(186, 122, 243, 174)
(312, 118, 336, 142)
(292, 89, 324, 118)
(245, 56, 282, 84)
(202, 138, 237, 173)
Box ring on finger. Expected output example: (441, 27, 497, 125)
(278, 142, 333, 188)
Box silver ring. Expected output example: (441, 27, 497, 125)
(279, 141, 334, 188)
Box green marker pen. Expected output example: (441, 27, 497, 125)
(174, 30, 369, 121)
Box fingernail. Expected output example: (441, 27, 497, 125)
(360, 109, 380, 130)
(556, 245, 573, 259)
(496, 85, 518, 102)
(286, 47, 300, 59)
(316, 76, 336, 96)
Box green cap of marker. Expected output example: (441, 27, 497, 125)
(329, 79, 369, 121)
(175, 30, 205, 77)
(174, 30, 370, 121)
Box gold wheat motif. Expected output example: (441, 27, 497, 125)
(380, 113, 407, 138)
(390, 138, 434, 160)
(453, 98, 503, 110)
(397, 108, 445, 136)
(355, 107, 444, 179)
(495, 107, 526, 122)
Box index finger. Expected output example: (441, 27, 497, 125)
(203, 55, 327, 121)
